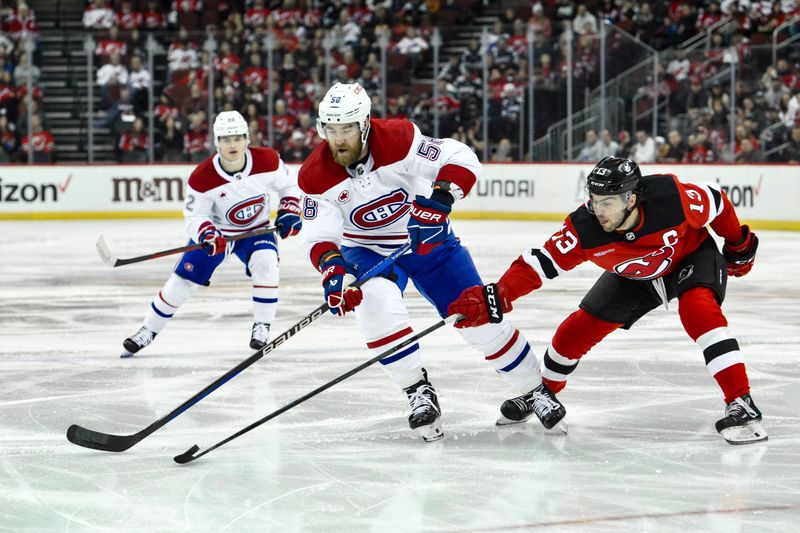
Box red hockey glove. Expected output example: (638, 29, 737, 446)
(722, 224, 758, 277)
(198, 223, 226, 256)
(448, 283, 513, 329)
(320, 253, 363, 316)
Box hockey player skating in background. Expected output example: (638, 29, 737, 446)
(298, 82, 562, 443)
(121, 111, 302, 357)
(449, 156, 766, 445)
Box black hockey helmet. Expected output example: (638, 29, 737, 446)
(585, 156, 642, 196)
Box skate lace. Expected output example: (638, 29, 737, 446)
(531, 390, 560, 418)
(131, 327, 154, 346)
(251, 323, 270, 342)
(407, 384, 439, 416)
(726, 397, 756, 419)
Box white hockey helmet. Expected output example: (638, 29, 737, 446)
(213, 110, 249, 148)
(316, 82, 371, 143)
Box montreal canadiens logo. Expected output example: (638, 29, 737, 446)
(226, 195, 266, 226)
(350, 188, 410, 229)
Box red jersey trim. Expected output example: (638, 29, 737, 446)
(436, 164, 477, 196)
(369, 118, 415, 168)
(188, 157, 227, 193)
(298, 119, 414, 195)
(298, 143, 348, 195)
(343, 232, 408, 241)
(309, 241, 340, 271)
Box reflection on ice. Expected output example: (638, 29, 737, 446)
(0, 220, 798, 532)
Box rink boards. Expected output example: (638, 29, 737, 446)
(0, 162, 797, 230)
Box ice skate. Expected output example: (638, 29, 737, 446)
(715, 394, 768, 445)
(121, 327, 157, 358)
(404, 371, 443, 442)
(497, 383, 567, 433)
(249, 322, 270, 350)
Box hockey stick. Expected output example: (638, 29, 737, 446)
(66, 243, 410, 453)
(96, 226, 278, 268)
(175, 314, 460, 464)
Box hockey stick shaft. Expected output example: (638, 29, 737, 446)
(97, 226, 277, 267)
(175, 313, 459, 464)
(67, 243, 411, 453)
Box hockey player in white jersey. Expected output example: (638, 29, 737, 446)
(299, 83, 562, 442)
(121, 111, 303, 357)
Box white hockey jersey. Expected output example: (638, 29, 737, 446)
(183, 147, 300, 241)
(298, 118, 481, 263)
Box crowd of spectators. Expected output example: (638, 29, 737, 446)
(0, 0, 53, 162)
(3, 1, 800, 164)
(80, 0, 475, 163)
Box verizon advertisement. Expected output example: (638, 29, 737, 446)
(0, 164, 797, 227)
(458, 163, 798, 225)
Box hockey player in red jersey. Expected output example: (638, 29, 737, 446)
(299, 83, 558, 442)
(121, 111, 303, 357)
(449, 156, 766, 445)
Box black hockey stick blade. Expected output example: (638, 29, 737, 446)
(174, 444, 200, 464)
(68, 244, 411, 454)
(173, 314, 459, 464)
(66, 424, 141, 452)
(96, 226, 277, 268)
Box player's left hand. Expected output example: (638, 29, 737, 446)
(407, 195, 451, 255)
(275, 197, 302, 239)
(447, 283, 513, 329)
(723, 224, 758, 277)
(320, 254, 363, 316)
(198, 224, 226, 256)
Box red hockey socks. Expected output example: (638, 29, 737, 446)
(542, 309, 622, 393)
(678, 287, 749, 403)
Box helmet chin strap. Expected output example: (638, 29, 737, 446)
(610, 207, 635, 231)
(610, 192, 641, 231)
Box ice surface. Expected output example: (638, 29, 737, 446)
(1, 219, 799, 532)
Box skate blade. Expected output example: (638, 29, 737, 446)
(496, 416, 567, 434)
(120, 351, 135, 358)
(495, 415, 531, 426)
(415, 419, 444, 442)
(720, 421, 768, 445)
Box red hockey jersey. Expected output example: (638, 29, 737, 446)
(500, 174, 746, 299)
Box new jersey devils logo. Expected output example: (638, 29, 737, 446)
(613, 230, 679, 280)
(226, 195, 266, 226)
(350, 188, 410, 229)
(614, 248, 674, 280)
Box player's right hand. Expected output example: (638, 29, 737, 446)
(198, 223, 226, 256)
(722, 224, 758, 277)
(448, 283, 513, 329)
(321, 254, 363, 316)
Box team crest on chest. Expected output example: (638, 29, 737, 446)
(226, 194, 266, 226)
(613, 230, 679, 280)
(350, 188, 411, 229)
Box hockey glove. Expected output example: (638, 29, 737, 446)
(407, 194, 451, 255)
(320, 253, 363, 316)
(275, 197, 302, 239)
(198, 222, 226, 256)
(722, 224, 758, 277)
(448, 283, 513, 329)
